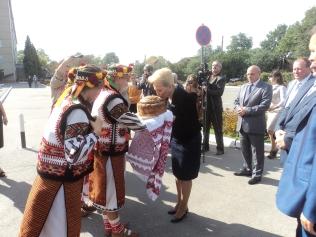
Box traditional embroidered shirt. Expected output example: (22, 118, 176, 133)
(126, 110, 173, 201)
(37, 97, 98, 181)
(91, 88, 145, 156)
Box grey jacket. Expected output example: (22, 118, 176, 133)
(234, 80, 272, 134)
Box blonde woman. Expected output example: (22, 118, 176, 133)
(149, 68, 201, 223)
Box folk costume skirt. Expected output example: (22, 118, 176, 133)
(89, 152, 125, 211)
(19, 175, 83, 237)
(171, 133, 201, 181)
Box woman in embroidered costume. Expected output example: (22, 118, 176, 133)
(89, 64, 145, 237)
(148, 68, 201, 223)
(19, 65, 105, 237)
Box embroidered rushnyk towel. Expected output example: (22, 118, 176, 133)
(126, 110, 173, 201)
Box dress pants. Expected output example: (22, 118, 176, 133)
(203, 107, 224, 152)
(239, 128, 264, 177)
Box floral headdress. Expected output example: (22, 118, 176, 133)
(55, 65, 106, 106)
(105, 64, 133, 89)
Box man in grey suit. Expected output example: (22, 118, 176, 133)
(234, 65, 272, 185)
(275, 57, 315, 163)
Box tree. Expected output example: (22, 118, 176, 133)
(17, 50, 24, 64)
(23, 36, 42, 77)
(260, 24, 287, 51)
(132, 60, 145, 78)
(248, 48, 280, 72)
(84, 55, 102, 65)
(197, 45, 213, 60)
(276, 7, 316, 59)
(102, 52, 119, 65)
(227, 33, 253, 51)
(37, 48, 50, 68)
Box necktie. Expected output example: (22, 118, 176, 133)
(245, 84, 253, 101)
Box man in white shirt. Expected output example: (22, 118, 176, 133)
(275, 57, 315, 162)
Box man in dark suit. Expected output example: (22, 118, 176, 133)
(203, 61, 226, 155)
(275, 57, 315, 162)
(234, 65, 272, 185)
(137, 64, 156, 96)
(276, 25, 316, 237)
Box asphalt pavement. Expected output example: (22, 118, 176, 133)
(0, 83, 295, 237)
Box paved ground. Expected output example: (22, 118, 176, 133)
(0, 83, 296, 237)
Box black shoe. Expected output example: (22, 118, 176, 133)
(215, 150, 224, 155)
(234, 170, 252, 177)
(267, 149, 278, 159)
(167, 209, 177, 215)
(248, 176, 262, 185)
(171, 209, 188, 223)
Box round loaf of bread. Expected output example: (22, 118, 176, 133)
(137, 95, 167, 118)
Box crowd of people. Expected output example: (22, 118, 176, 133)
(0, 25, 315, 237)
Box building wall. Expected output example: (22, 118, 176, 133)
(0, 0, 17, 81)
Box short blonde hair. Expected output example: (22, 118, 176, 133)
(148, 68, 174, 87)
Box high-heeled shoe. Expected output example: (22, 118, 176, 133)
(267, 149, 278, 159)
(167, 204, 179, 215)
(170, 209, 188, 223)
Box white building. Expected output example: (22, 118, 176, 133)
(0, 0, 17, 81)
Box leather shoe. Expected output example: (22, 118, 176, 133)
(171, 209, 188, 223)
(234, 170, 252, 177)
(248, 176, 261, 185)
(203, 146, 209, 152)
(215, 150, 224, 155)
(167, 209, 177, 215)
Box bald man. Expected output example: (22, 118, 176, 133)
(234, 65, 272, 185)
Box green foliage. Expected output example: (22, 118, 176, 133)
(37, 49, 50, 67)
(219, 50, 249, 79)
(260, 71, 293, 84)
(84, 55, 102, 65)
(102, 52, 119, 64)
(227, 33, 253, 51)
(260, 72, 270, 82)
(281, 71, 293, 84)
(23, 36, 42, 77)
(132, 60, 144, 78)
(17, 50, 24, 64)
(276, 7, 316, 59)
(260, 24, 287, 51)
(248, 48, 280, 72)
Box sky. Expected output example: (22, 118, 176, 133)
(11, 0, 316, 65)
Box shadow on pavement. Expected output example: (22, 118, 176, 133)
(23, 147, 38, 153)
(198, 146, 281, 187)
(81, 197, 283, 237)
(163, 145, 281, 187)
(0, 177, 31, 213)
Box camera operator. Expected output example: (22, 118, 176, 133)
(203, 60, 226, 155)
(137, 64, 156, 96)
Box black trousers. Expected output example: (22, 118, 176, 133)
(203, 107, 224, 152)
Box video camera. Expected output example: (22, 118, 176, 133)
(197, 62, 210, 86)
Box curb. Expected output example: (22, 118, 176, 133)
(208, 134, 272, 151)
(0, 87, 12, 103)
